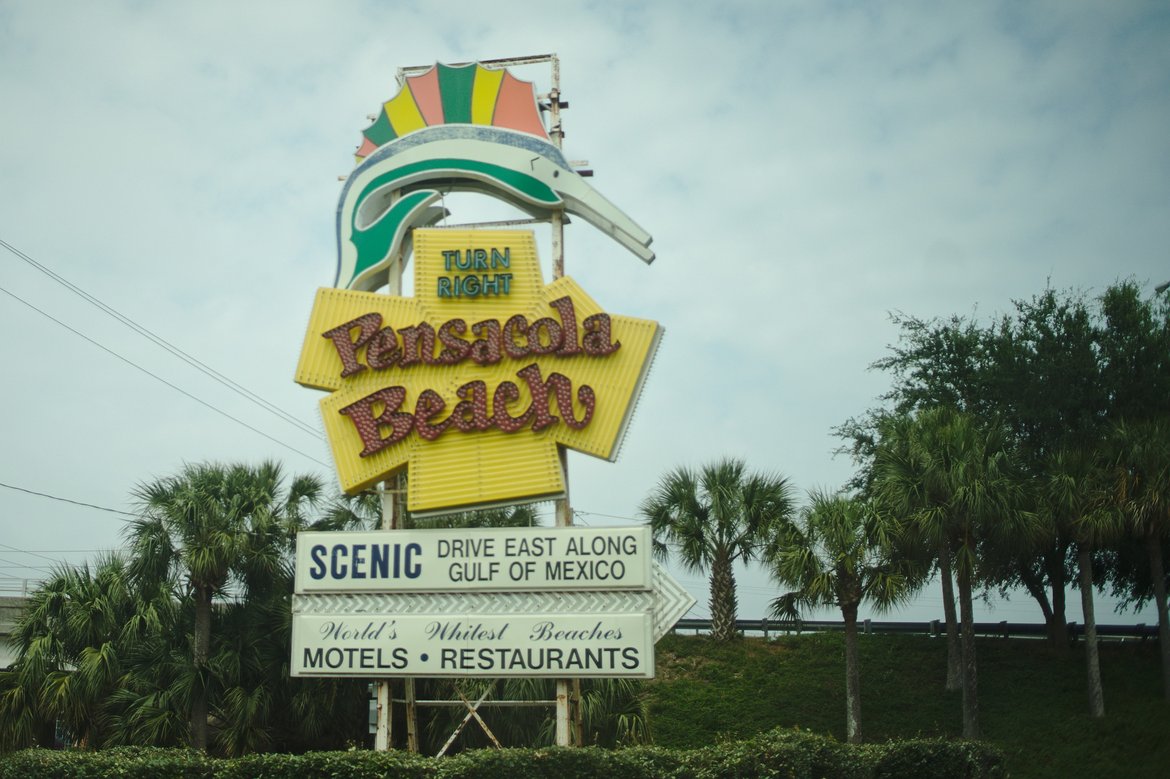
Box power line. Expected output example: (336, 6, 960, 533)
(0, 480, 138, 520)
(0, 283, 331, 468)
(0, 548, 112, 555)
(0, 236, 323, 442)
(0, 540, 113, 563)
(0, 557, 58, 574)
(574, 509, 639, 522)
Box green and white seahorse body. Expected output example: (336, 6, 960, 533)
(335, 125, 654, 292)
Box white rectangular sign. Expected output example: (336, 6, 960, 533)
(294, 526, 651, 594)
(290, 612, 654, 678)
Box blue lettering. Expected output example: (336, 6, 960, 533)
(312, 542, 423, 581)
(309, 544, 327, 580)
(330, 545, 348, 579)
(406, 542, 422, 578)
(370, 544, 390, 578)
(352, 544, 366, 579)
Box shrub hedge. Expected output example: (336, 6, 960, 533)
(0, 729, 1005, 779)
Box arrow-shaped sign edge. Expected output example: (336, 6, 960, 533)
(293, 562, 696, 642)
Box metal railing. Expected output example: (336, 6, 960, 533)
(0, 579, 33, 597)
(670, 618, 1158, 641)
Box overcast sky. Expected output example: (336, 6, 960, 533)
(1, 1, 1168, 625)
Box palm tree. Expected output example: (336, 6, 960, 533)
(1045, 446, 1117, 717)
(874, 407, 1030, 738)
(640, 458, 795, 642)
(767, 491, 916, 743)
(0, 554, 176, 750)
(872, 411, 962, 691)
(126, 460, 323, 751)
(1111, 419, 1170, 701)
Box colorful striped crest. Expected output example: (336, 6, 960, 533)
(355, 63, 549, 163)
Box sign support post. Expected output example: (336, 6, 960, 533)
(374, 197, 416, 751)
(547, 61, 581, 750)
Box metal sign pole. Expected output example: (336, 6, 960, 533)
(546, 55, 581, 748)
(374, 480, 394, 751)
(375, 203, 409, 752)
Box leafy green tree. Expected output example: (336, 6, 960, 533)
(767, 491, 917, 743)
(1097, 282, 1170, 427)
(640, 458, 795, 642)
(126, 461, 323, 751)
(847, 288, 1125, 651)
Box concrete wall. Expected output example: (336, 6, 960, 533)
(0, 596, 28, 667)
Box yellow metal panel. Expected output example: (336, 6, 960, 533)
(407, 428, 564, 513)
(294, 287, 424, 392)
(470, 66, 505, 126)
(384, 89, 427, 137)
(539, 276, 662, 460)
(296, 229, 660, 513)
(413, 229, 544, 322)
(319, 386, 415, 494)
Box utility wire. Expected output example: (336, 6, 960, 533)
(0, 480, 139, 520)
(0, 236, 323, 441)
(0, 283, 331, 468)
(0, 557, 57, 574)
(575, 509, 640, 522)
(0, 542, 105, 567)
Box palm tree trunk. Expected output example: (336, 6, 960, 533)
(1077, 544, 1105, 718)
(957, 543, 980, 739)
(938, 540, 961, 692)
(709, 550, 738, 642)
(1047, 547, 1070, 652)
(842, 602, 862, 744)
(1145, 531, 1170, 702)
(1019, 569, 1055, 641)
(191, 584, 212, 751)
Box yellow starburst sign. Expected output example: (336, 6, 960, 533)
(296, 229, 661, 514)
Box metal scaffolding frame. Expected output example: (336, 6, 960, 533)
(373, 53, 585, 754)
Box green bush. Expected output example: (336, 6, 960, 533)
(868, 738, 1007, 779)
(678, 729, 865, 779)
(0, 731, 1005, 778)
(0, 746, 215, 779)
(218, 749, 432, 779)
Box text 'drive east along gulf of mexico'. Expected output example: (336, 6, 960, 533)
(293, 526, 651, 593)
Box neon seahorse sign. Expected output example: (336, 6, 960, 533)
(335, 62, 654, 292)
(298, 63, 660, 515)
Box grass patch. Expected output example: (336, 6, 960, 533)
(647, 632, 1168, 778)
